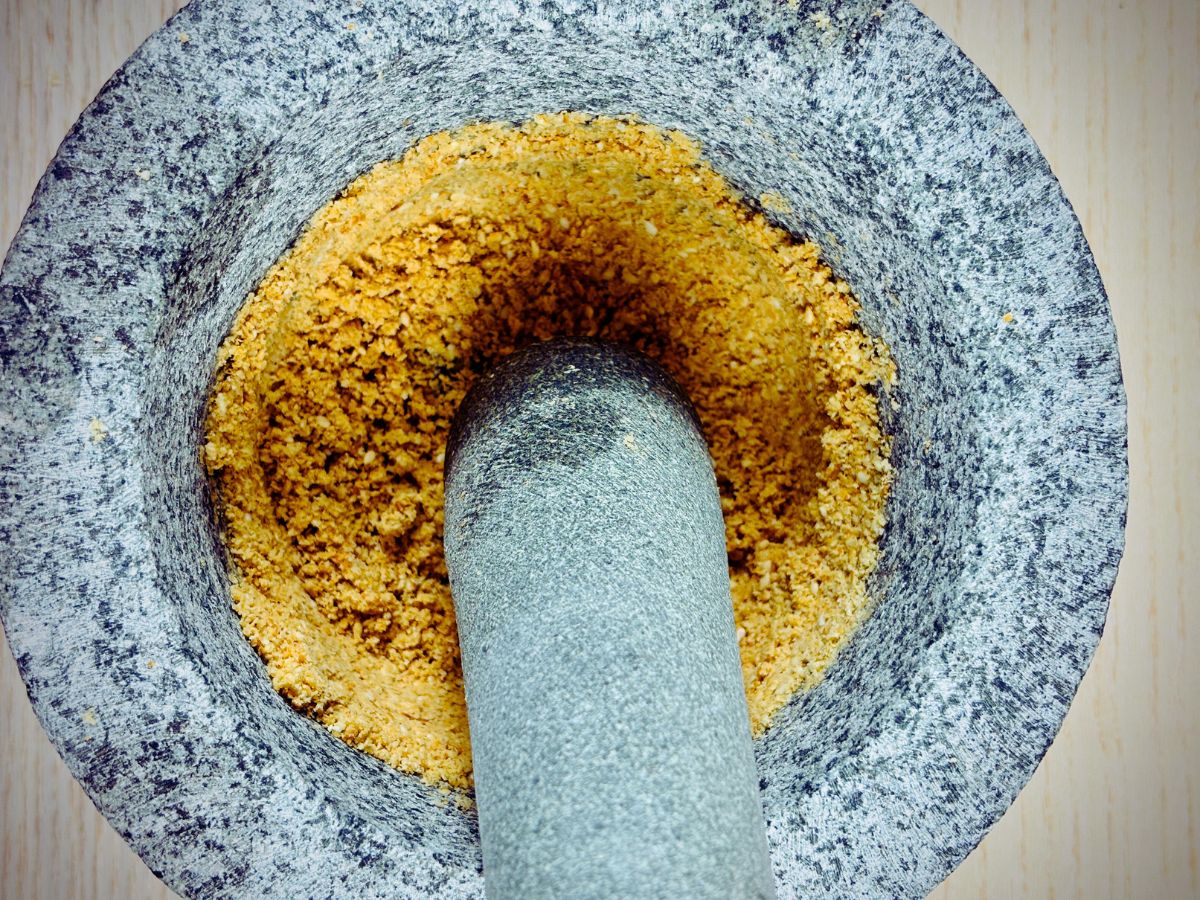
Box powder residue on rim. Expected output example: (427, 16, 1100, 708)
(204, 112, 895, 789)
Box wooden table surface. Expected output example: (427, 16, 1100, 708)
(2, 0, 1196, 896)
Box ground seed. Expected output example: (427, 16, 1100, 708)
(204, 112, 896, 790)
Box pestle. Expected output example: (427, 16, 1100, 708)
(443, 337, 775, 899)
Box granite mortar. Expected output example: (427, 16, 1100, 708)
(0, 0, 1127, 897)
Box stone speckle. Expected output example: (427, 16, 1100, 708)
(0, 0, 1126, 898)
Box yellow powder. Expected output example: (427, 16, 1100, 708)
(204, 112, 895, 790)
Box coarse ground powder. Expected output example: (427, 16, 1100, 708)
(204, 113, 895, 790)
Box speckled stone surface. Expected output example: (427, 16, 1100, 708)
(444, 339, 773, 899)
(0, 0, 1126, 897)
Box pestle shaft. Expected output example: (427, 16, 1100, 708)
(443, 338, 775, 900)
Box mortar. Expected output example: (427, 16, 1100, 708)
(0, 0, 1127, 897)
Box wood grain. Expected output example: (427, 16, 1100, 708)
(1, 0, 1196, 897)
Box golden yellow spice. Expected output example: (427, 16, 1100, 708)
(204, 113, 895, 789)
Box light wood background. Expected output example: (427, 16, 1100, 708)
(1, 0, 1196, 896)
